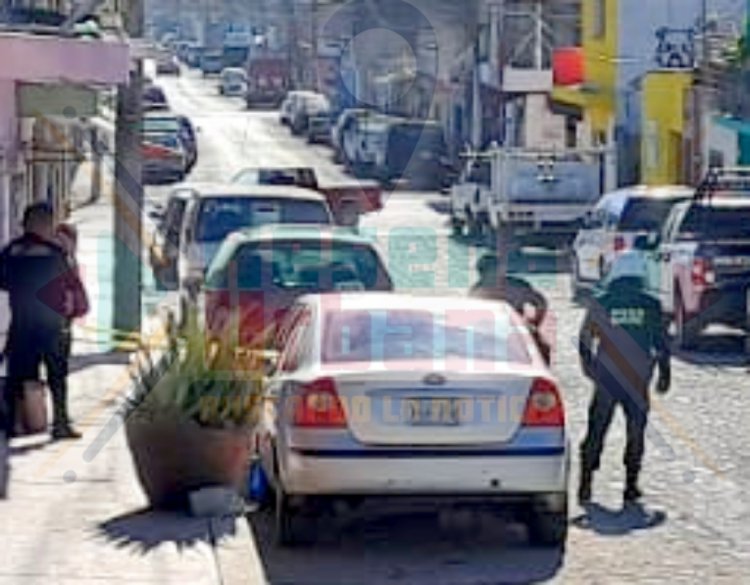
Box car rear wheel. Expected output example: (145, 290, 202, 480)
(675, 291, 699, 350)
(525, 494, 568, 548)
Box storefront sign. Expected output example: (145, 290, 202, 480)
(18, 84, 98, 118)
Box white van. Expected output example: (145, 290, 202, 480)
(571, 185, 692, 292)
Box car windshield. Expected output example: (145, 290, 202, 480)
(206, 240, 388, 291)
(678, 205, 750, 240)
(143, 116, 180, 133)
(618, 197, 686, 231)
(322, 309, 531, 365)
(195, 197, 330, 242)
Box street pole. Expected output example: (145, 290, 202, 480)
(113, 0, 144, 340)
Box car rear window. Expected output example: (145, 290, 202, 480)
(195, 197, 330, 242)
(145, 133, 180, 149)
(618, 197, 685, 231)
(232, 169, 318, 189)
(678, 205, 750, 240)
(206, 240, 390, 291)
(322, 309, 531, 365)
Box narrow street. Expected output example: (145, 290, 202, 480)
(144, 72, 750, 583)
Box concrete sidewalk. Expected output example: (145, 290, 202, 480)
(0, 172, 265, 585)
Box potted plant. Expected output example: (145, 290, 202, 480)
(124, 329, 263, 510)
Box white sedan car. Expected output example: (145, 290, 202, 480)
(256, 293, 570, 547)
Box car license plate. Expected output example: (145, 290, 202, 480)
(406, 398, 460, 426)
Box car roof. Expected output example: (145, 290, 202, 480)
(689, 196, 750, 208)
(302, 292, 516, 317)
(225, 224, 376, 246)
(598, 185, 694, 213)
(171, 183, 327, 202)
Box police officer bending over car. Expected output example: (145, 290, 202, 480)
(578, 252, 671, 505)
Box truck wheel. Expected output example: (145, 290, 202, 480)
(675, 291, 699, 350)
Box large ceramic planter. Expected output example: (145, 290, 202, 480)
(125, 407, 252, 509)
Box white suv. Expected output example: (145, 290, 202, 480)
(572, 185, 692, 294)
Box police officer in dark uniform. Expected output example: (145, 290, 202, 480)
(578, 253, 670, 504)
(0, 203, 83, 440)
(470, 253, 551, 364)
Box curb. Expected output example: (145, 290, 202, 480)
(210, 516, 267, 585)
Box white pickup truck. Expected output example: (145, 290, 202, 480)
(451, 147, 606, 248)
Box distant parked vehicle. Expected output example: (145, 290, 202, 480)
(332, 108, 371, 163)
(200, 51, 224, 76)
(246, 57, 291, 109)
(142, 112, 198, 173)
(375, 120, 448, 190)
(142, 84, 169, 111)
(156, 53, 180, 75)
(219, 67, 248, 97)
(290, 93, 330, 136)
(571, 185, 692, 294)
(307, 114, 333, 144)
(142, 132, 187, 185)
(344, 114, 393, 178)
(185, 44, 205, 68)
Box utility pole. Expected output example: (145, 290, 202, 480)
(113, 0, 144, 339)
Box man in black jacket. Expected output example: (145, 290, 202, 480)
(0, 203, 82, 440)
(578, 253, 671, 504)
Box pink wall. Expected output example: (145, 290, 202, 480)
(0, 33, 129, 85)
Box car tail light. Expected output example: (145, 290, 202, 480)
(292, 377, 346, 428)
(691, 257, 715, 286)
(614, 235, 626, 253)
(522, 378, 565, 427)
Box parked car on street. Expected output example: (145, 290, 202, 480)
(201, 227, 393, 350)
(255, 292, 569, 547)
(279, 91, 314, 126)
(142, 84, 169, 111)
(142, 132, 187, 184)
(634, 192, 750, 348)
(332, 108, 371, 162)
(231, 166, 382, 226)
(200, 51, 224, 76)
(571, 185, 693, 294)
(175, 185, 335, 326)
(219, 67, 248, 97)
(290, 93, 331, 136)
(375, 120, 448, 190)
(156, 53, 180, 75)
(246, 57, 291, 109)
(148, 189, 192, 290)
(307, 114, 333, 144)
(343, 114, 393, 177)
(142, 112, 198, 173)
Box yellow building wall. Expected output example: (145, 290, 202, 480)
(641, 71, 693, 185)
(552, 0, 618, 139)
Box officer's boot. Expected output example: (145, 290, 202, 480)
(578, 466, 593, 505)
(624, 469, 643, 503)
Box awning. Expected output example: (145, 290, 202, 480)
(0, 31, 129, 85)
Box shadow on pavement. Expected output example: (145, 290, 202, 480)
(672, 333, 748, 367)
(69, 351, 131, 374)
(572, 502, 667, 537)
(248, 507, 564, 585)
(97, 508, 235, 553)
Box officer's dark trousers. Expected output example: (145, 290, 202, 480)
(580, 377, 650, 479)
(3, 326, 69, 435)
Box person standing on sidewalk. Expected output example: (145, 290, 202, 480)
(55, 223, 89, 363)
(0, 203, 85, 440)
(577, 253, 671, 504)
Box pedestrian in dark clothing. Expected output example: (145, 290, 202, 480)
(470, 253, 552, 364)
(0, 203, 86, 440)
(578, 253, 671, 504)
